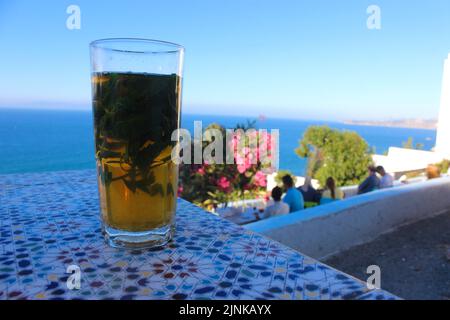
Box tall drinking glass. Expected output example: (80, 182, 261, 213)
(89, 39, 184, 248)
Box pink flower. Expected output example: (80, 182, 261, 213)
(235, 151, 254, 174)
(177, 185, 184, 196)
(253, 171, 267, 187)
(237, 163, 247, 174)
(197, 167, 205, 175)
(217, 176, 231, 191)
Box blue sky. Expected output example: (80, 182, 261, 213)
(0, 0, 449, 120)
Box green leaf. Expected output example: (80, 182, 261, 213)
(93, 72, 180, 194)
(149, 183, 164, 197)
(167, 182, 174, 196)
(122, 178, 136, 192)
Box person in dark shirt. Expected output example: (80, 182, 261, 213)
(358, 166, 380, 195)
(297, 176, 320, 203)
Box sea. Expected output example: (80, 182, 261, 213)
(0, 108, 437, 176)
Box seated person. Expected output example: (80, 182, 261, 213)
(320, 177, 344, 205)
(358, 166, 380, 195)
(282, 175, 304, 212)
(298, 176, 321, 204)
(376, 166, 394, 189)
(426, 164, 441, 180)
(258, 186, 290, 219)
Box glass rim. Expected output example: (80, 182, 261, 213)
(90, 38, 184, 54)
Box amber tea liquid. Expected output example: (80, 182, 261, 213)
(92, 72, 181, 239)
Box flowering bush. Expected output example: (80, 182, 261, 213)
(178, 122, 275, 211)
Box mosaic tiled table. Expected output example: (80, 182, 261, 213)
(0, 170, 398, 300)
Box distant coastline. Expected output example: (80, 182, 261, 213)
(344, 119, 437, 130)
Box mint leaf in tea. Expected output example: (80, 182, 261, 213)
(92, 72, 181, 232)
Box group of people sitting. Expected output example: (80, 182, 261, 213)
(257, 165, 395, 220)
(357, 165, 394, 194)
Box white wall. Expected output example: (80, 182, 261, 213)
(266, 173, 320, 191)
(374, 147, 444, 173)
(245, 177, 450, 260)
(436, 53, 450, 158)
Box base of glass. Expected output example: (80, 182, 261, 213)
(103, 224, 174, 249)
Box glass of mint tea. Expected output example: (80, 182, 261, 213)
(89, 39, 184, 248)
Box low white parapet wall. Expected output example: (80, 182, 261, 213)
(245, 177, 450, 260)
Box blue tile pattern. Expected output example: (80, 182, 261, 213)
(0, 170, 397, 300)
(355, 289, 400, 300)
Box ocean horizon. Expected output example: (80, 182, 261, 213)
(0, 108, 437, 176)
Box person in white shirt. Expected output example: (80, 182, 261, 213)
(376, 166, 394, 189)
(258, 186, 290, 220)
